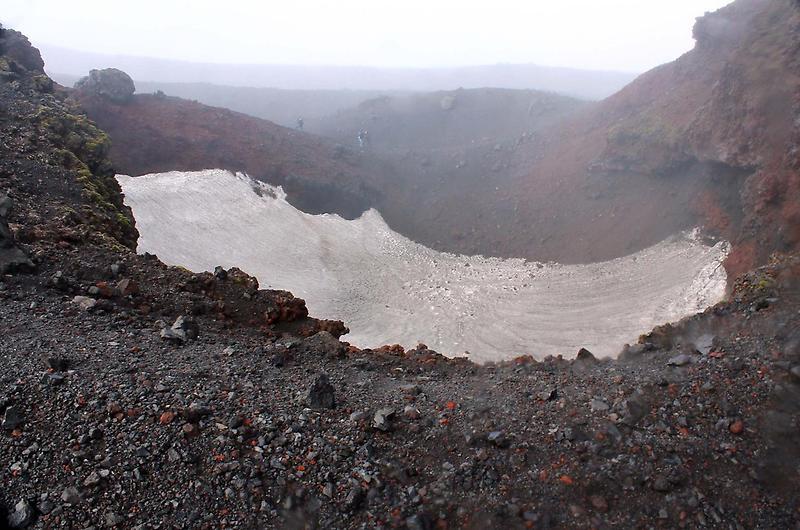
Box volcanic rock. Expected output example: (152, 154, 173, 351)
(303, 331, 346, 357)
(2, 406, 24, 430)
(575, 348, 598, 362)
(308, 373, 336, 409)
(373, 408, 395, 432)
(61, 487, 81, 505)
(161, 315, 200, 343)
(0, 193, 33, 274)
(74, 68, 135, 104)
(7, 499, 34, 528)
(72, 296, 97, 311)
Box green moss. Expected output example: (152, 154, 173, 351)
(115, 212, 132, 228)
(755, 276, 775, 291)
(23, 89, 138, 248)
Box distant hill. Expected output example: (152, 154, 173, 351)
(41, 44, 637, 101)
(50, 73, 403, 129)
(312, 88, 584, 150)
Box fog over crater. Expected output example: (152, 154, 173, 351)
(118, 169, 728, 363)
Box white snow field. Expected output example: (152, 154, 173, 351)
(118, 169, 729, 363)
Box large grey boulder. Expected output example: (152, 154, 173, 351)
(74, 68, 135, 103)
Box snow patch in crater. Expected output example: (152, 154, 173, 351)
(118, 169, 729, 363)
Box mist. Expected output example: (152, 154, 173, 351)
(5, 0, 730, 72)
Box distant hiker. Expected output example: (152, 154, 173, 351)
(357, 129, 370, 149)
(296, 116, 304, 130)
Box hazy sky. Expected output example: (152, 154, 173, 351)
(4, 0, 732, 71)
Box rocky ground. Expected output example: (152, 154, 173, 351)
(3, 17, 800, 530)
(2, 243, 800, 529)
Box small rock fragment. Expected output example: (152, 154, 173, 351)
(46, 357, 69, 371)
(729, 420, 744, 434)
(172, 315, 199, 340)
(72, 296, 97, 311)
(184, 403, 211, 423)
(61, 487, 81, 505)
(590, 398, 609, 412)
(373, 408, 395, 432)
(403, 405, 421, 420)
(487, 430, 510, 448)
(652, 476, 671, 492)
(400, 384, 421, 396)
(8, 499, 34, 528)
(575, 348, 597, 362)
(2, 406, 24, 430)
(83, 471, 103, 488)
(538, 387, 558, 401)
(160, 315, 200, 343)
(343, 486, 364, 512)
(667, 354, 693, 367)
(104, 510, 124, 527)
(116, 278, 139, 296)
(349, 411, 367, 422)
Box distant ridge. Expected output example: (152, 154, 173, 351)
(40, 44, 637, 100)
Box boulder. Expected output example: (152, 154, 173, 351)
(308, 373, 336, 409)
(74, 68, 135, 104)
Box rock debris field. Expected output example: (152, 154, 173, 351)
(118, 170, 729, 362)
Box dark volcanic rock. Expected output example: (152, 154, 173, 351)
(74, 68, 135, 104)
(46, 357, 69, 372)
(303, 331, 347, 357)
(0, 194, 33, 274)
(575, 348, 598, 363)
(308, 373, 336, 409)
(1, 406, 24, 430)
(0, 27, 45, 74)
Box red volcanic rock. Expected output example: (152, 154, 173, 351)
(264, 291, 309, 325)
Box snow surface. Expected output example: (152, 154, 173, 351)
(118, 169, 729, 363)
